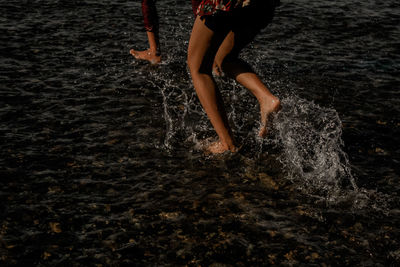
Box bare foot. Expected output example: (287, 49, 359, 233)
(130, 49, 161, 64)
(259, 97, 281, 137)
(212, 61, 222, 77)
(206, 140, 238, 154)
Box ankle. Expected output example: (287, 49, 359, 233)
(148, 48, 161, 57)
(260, 95, 280, 106)
(271, 97, 280, 107)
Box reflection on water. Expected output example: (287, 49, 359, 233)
(1, 0, 400, 265)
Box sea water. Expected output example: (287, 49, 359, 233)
(1, 0, 399, 265)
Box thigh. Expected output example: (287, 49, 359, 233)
(228, 3, 277, 57)
(215, 26, 259, 62)
(188, 16, 228, 74)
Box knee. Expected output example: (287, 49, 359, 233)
(187, 55, 213, 76)
(187, 53, 197, 75)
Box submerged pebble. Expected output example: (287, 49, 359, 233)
(1, 0, 399, 266)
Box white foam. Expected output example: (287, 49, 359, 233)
(267, 95, 359, 203)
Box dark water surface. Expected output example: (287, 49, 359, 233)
(1, 0, 400, 265)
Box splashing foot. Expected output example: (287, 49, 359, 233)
(259, 97, 281, 137)
(212, 61, 223, 77)
(130, 49, 161, 64)
(206, 140, 239, 155)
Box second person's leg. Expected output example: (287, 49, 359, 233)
(130, 0, 161, 64)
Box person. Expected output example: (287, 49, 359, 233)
(131, 0, 202, 64)
(130, 0, 161, 64)
(187, 0, 281, 154)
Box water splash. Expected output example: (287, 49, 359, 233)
(142, 21, 376, 208)
(146, 56, 388, 210)
(267, 95, 359, 203)
(149, 61, 209, 151)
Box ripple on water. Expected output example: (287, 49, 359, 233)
(1, 0, 400, 265)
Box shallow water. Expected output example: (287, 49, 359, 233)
(1, 0, 400, 265)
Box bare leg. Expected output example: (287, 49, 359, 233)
(187, 17, 237, 154)
(236, 71, 281, 137)
(130, 31, 161, 64)
(215, 32, 281, 137)
(130, 0, 161, 64)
